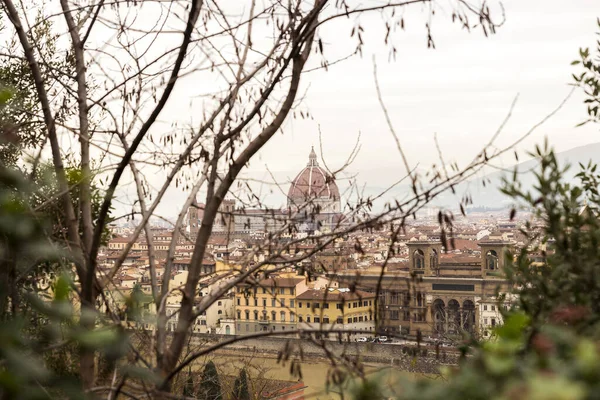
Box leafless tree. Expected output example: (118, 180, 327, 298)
(1, 0, 556, 397)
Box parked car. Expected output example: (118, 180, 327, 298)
(356, 337, 369, 342)
(371, 336, 388, 343)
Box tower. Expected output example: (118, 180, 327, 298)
(188, 200, 204, 238)
(478, 240, 510, 278)
(407, 240, 442, 276)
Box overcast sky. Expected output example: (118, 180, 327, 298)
(116, 0, 600, 218)
(254, 0, 598, 174)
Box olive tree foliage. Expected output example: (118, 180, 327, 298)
(0, 11, 75, 167)
(0, 0, 518, 397)
(572, 18, 600, 127)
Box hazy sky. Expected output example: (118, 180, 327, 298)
(250, 0, 598, 177)
(112, 0, 600, 218)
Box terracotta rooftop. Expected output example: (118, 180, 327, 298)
(295, 288, 375, 301)
(258, 277, 304, 288)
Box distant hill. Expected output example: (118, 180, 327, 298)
(349, 142, 600, 211)
(418, 142, 600, 209)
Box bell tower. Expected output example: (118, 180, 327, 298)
(407, 240, 442, 276)
(479, 240, 511, 278)
(188, 200, 204, 238)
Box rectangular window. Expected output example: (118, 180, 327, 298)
(290, 313, 295, 322)
(353, 317, 358, 323)
(290, 300, 295, 308)
(314, 303, 320, 309)
(432, 283, 475, 291)
(358, 316, 363, 322)
(484, 318, 488, 325)
(347, 318, 352, 324)
(280, 288, 285, 295)
(280, 299, 285, 307)
(299, 316, 303, 322)
(245, 298, 249, 306)
(336, 303, 343, 310)
(323, 317, 330, 324)
(491, 305, 496, 311)
(237, 298, 240, 306)
(262, 288, 266, 294)
(391, 310, 399, 320)
(337, 317, 343, 324)
(298, 302, 302, 308)
(271, 299, 276, 307)
(491, 318, 496, 327)
(363, 301, 368, 307)
(290, 288, 294, 295)
(263, 299, 267, 307)
(324, 303, 329, 309)
(306, 316, 311, 323)
(484, 305, 488, 311)
(314, 316, 320, 323)
(353, 302, 358, 308)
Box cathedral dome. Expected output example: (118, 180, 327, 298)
(287, 147, 340, 212)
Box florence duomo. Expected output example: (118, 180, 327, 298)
(187, 147, 343, 236)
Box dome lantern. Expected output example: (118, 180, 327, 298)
(308, 146, 318, 166)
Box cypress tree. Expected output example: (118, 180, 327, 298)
(233, 368, 250, 400)
(183, 368, 195, 398)
(198, 360, 222, 400)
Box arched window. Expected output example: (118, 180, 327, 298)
(237, 311, 241, 320)
(244, 310, 249, 320)
(462, 300, 475, 332)
(280, 311, 286, 322)
(432, 299, 445, 334)
(430, 249, 438, 270)
(271, 311, 276, 321)
(413, 249, 425, 269)
(217, 301, 222, 306)
(254, 310, 259, 320)
(486, 250, 498, 270)
(448, 299, 460, 333)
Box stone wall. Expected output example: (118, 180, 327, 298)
(193, 334, 460, 375)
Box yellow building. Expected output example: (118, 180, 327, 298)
(234, 275, 375, 339)
(235, 276, 308, 334)
(295, 288, 375, 340)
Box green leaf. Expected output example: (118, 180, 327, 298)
(495, 312, 529, 340)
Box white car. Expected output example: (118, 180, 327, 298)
(356, 337, 369, 342)
(378, 336, 389, 343)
